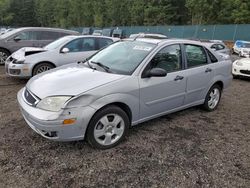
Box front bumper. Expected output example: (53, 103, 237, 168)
(17, 88, 96, 141)
(5, 60, 32, 78)
(241, 52, 250, 58)
(232, 64, 250, 77)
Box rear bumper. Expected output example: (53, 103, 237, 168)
(17, 88, 96, 141)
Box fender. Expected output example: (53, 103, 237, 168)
(89, 93, 140, 125)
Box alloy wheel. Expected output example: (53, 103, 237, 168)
(35, 65, 52, 74)
(208, 88, 220, 109)
(0, 51, 8, 65)
(94, 114, 125, 146)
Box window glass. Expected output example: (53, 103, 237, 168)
(98, 38, 113, 49)
(44, 36, 74, 50)
(88, 41, 156, 75)
(185, 45, 207, 68)
(64, 38, 95, 52)
(150, 44, 182, 72)
(217, 44, 225, 50)
(58, 32, 70, 38)
(36, 31, 60, 40)
(206, 49, 218, 63)
(211, 44, 218, 50)
(82, 38, 95, 51)
(16, 31, 34, 40)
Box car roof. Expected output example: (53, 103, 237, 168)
(62, 35, 119, 40)
(10, 27, 79, 34)
(127, 38, 210, 47)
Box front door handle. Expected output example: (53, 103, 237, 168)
(174, 75, 184, 81)
(205, 68, 212, 73)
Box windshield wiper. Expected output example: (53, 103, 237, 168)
(90, 61, 111, 73)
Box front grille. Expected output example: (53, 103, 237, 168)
(240, 70, 250, 75)
(9, 69, 21, 75)
(23, 89, 39, 106)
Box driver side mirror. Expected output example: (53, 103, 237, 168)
(14, 36, 21, 42)
(61, 48, 70, 53)
(143, 68, 167, 78)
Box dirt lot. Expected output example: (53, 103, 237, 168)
(0, 61, 249, 188)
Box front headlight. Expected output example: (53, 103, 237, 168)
(13, 60, 25, 64)
(36, 96, 72, 112)
(236, 61, 243, 66)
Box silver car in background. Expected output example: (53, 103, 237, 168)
(0, 27, 79, 64)
(17, 38, 232, 149)
(5, 35, 119, 77)
(202, 40, 231, 55)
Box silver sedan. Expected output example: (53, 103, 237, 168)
(17, 38, 232, 149)
(5, 35, 119, 78)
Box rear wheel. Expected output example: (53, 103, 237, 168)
(86, 106, 129, 149)
(203, 84, 222, 111)
(32, 63, 54, 76)
(0, 49, 10, 65)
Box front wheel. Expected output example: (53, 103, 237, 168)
(0, 49, 10, 65)
(203, 84, 222, 111)
(86, 106, 130, 149)
(32, 63, 54, 76)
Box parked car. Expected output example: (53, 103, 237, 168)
(102, 29, 113, 37)
(5, 35, 119, 78)
(93, 30, 102, 36)
(112, 28, 125, 38)
(203, 41, 231, 55)
(17, 38, 232, 149)
(129, 33, 168, 39)
(232, 58, 250, 78)
(233, 40, 250, 57)
(82, 27, 93, 35)
(0, 27, 79, 65)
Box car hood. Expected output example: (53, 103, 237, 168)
(26, 64, 126, 99)
(12, 47, 46, 60)
(238, 58, 250, 65)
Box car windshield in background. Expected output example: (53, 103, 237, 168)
(44, 36, 74, 50)
(0, 28, 21, 39)
(88, 41, 156, 75)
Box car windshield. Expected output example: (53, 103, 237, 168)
(88, 41, 156, 75)
(44, 36, 74, 50)
(0, 28, 21, 39)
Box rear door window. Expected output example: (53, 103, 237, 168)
(185, 44, 207, 68)
(36, 31, 61, 40)
(98, 38, 113, 49)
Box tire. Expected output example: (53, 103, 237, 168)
(0, 49, 10, 65)
(202, 84, 222, 112)
(32, 63, 54, 76)
(86, 105, 130, 149)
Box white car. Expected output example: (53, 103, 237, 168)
(233, 40, 250, 57)
(5, 35, 119, 78)
(232, 58, 250, 78)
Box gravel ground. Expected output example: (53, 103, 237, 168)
(0, 57, 249, 188)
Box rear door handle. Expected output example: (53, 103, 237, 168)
(174, 75, 184, 81)
(205, 68, 212, 73)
